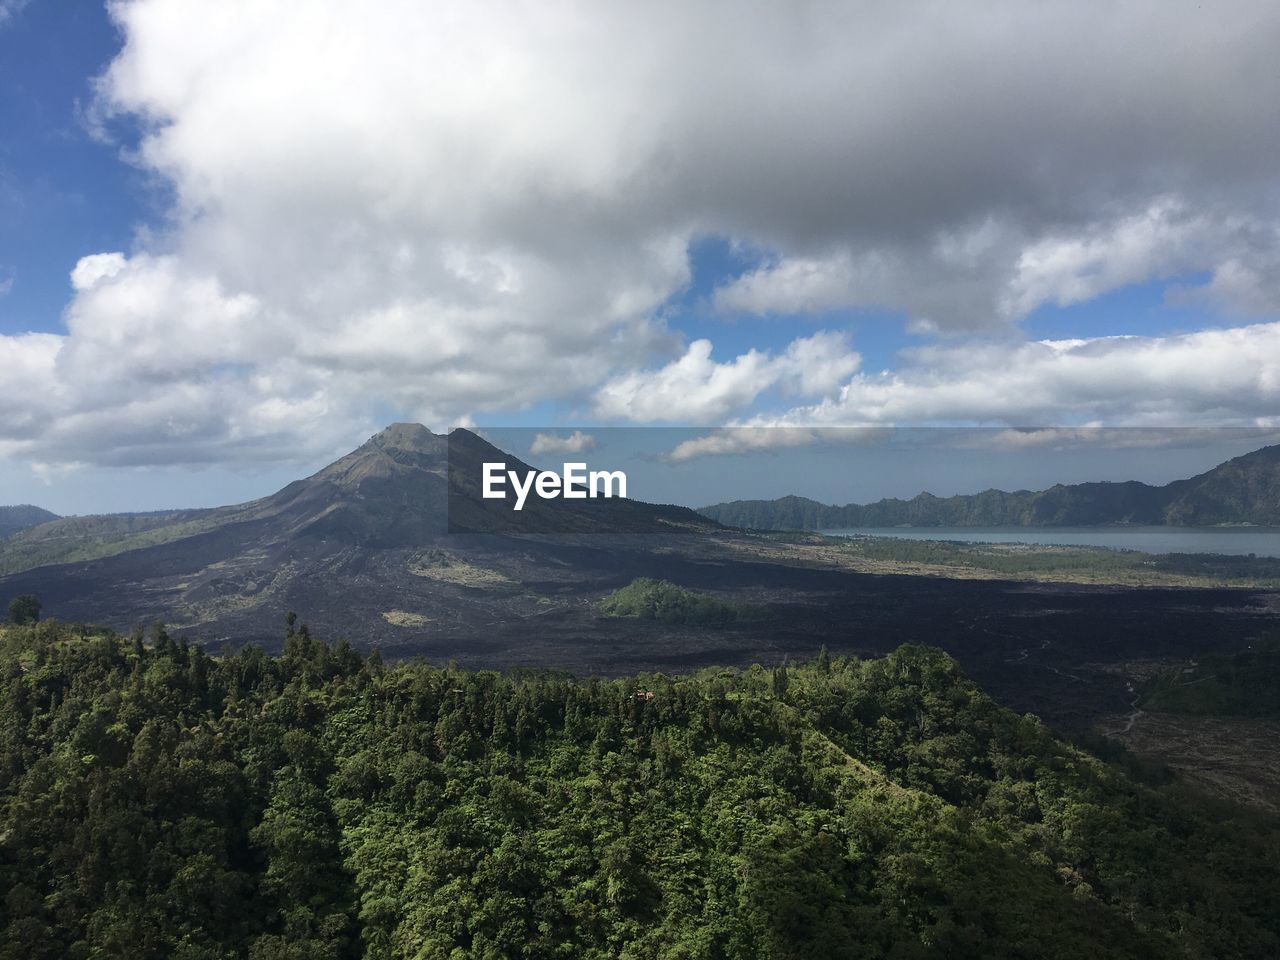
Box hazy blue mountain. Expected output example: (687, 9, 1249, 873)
(699, 444, 1280, 530)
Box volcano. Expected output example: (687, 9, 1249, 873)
(0, 425, 718, 648)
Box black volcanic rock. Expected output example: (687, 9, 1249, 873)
(700, 444, 1280, 530)
(0, 505, 59, 538)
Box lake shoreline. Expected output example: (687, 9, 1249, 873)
(820, 525, 1280, 559)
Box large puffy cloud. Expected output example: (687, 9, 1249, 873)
(4, 0, 1280, 467)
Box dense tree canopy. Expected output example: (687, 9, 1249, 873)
(599, 578, 754, 625)
(1, 618, 1277, 958)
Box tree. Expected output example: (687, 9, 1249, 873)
(7, 594, 41, 625)
(771, 663, 790, 699)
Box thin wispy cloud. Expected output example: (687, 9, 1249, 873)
(0, 0, 31, 29)
(530, 431, 597, 456)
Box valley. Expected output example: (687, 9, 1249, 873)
(3, 424, 1278, 742)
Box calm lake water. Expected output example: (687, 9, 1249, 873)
(820, 526, 1280, 558)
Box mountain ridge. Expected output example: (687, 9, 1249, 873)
(698, 444, 1280, 530)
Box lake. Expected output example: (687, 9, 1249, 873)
(820, 526, 1280, 558)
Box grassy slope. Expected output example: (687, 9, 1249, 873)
(732, 531, 1280, 588)
(0, 511, 225, 576)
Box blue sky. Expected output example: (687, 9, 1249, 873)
(0, 2, 143, 335)
(1, 2, 1279, 514)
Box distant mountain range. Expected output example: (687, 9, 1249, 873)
(0, 504, 59, 538)
(698, 444, 1280, 530)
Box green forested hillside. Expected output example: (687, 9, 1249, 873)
(2, 622, 1278, 959)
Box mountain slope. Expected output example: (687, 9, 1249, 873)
(700, 444, 1280, 530)
(0, 504, 59, 538)
(1163, 444, 1280, 524)
(0, 423, 456, 578)
(0, 424, 718, 642)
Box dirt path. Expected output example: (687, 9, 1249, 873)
(1118, 684, 1144, 734)
(1003, 636, 1085, 682)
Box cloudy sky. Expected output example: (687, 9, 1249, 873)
(2, 1, 1280, 512)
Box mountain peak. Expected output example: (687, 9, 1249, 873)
(315, 423, 446, 488)
(366, 422, 439, 451)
